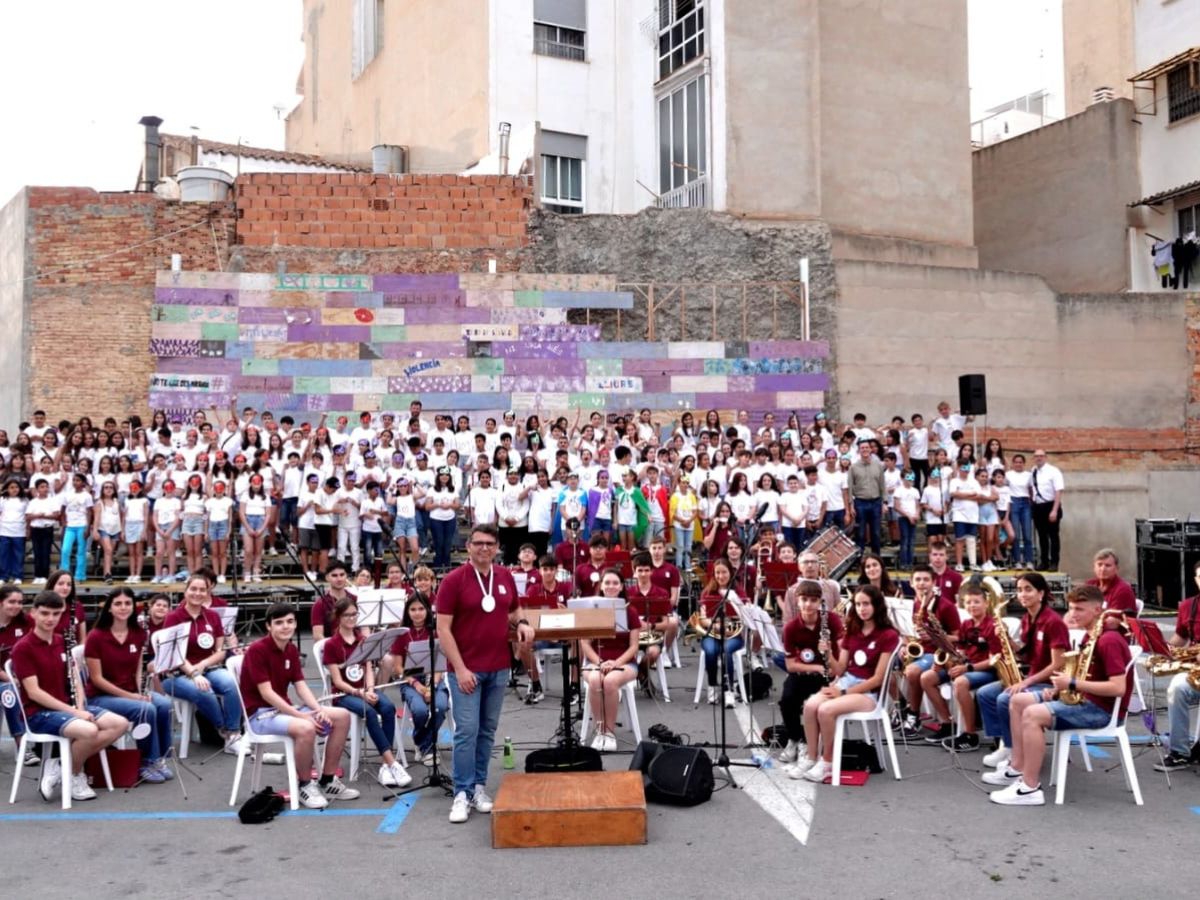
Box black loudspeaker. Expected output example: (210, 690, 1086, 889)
(958, 373, 987, 416)
(629, 741, 714, 806)
(525, 746, 603, 773)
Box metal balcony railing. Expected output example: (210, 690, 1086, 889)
(654, 174, 709, 209)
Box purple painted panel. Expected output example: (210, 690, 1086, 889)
(380, 290, 465, 308)
(314, 394, 355, 411)
(639, 375, 673, 393)
(747, 340, 830, 358)
(489, 342, 579, 359)
(695, 392, 779, 410)
(501, 375, 588, 393)
(286, 324, 371, 342)
(620, 358, 706, 376)
(237, 308, 291, 324)
(366, 342, 468, 359)
(387, 375, 472, 393)
(403, 306, 493, 325)
(152, 357, 239, 374)
(752, 373, 830, 392)
(326, 291, 383, 308)
(233, 376, 295, 392)
(150, 338, 201, 358)
(154, 287, 239, 306)
(728, 375, 757, 393)
(504, 359, 587, 377)
(518, 324, 601, 342)
(373, 274, 460, 292)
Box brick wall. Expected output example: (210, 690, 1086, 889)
(234, 173, 532, 250)
(982, 427, 1193, 470)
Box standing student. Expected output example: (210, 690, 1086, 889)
(179, 474, 207, 578)
(241, 602, 361, 809)
(358, 480, 387, 568)
(59, 472, 93, 583)
(0, 479, 28, 584)
(239, 475, 271, 583)
(335, 471, 364, 573)
(390, 477, 420, 573)
(151, 480, 182, 584)
(1029, 449, 1064, 571)
(669, 477, 699, 571)
(892, 470, 920, 570)
(26, 478, 62, 586)
(205, 481, 235, 584)
(426, 467, 462, 571)
(122, 480, 148, 583)
(90, 481, 123, 585)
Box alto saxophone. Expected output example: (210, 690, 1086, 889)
(985, 580, 1022, 688)
(903, 593, 932, 665)
(1059, 614, 1105, 705)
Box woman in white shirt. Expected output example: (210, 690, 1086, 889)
(25, 477, 61, 585)
(122, 480, 149, 584)
(152, 480, 182, 583)
(0, 479, 28, 584)
(205, 481, 235, 583)
(179, 475, 208, 578)
(948, 461, 980, 572)
(91, 481, 124, 585)
(751, 473, 781, 528)
(425, 467, 461, 571)
(390, 477, 421, 574)
(726, 472, 756, 542)
(526, 470, 556, 557)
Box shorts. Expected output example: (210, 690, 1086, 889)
(393, 516, 418, 539)
(124, 522, 144, 543)
(298, 528, 321, 551)
(245, 514, 266, 532)
(926, 523, 946, 537)
(315, 524, 335, 550)
(953, 522, 977, 539)
(1042, 698, 1112, 731)
(909, 652, 936, 673)
(100, 530, 122, 541)
(935, 668, 998, 690)
(28, 705, 114, 736)
(156, 525, 181, 543)
(208, 520, 230, 541)
(618, 524, 636, 536)
(248, 705, 323, 737)
(834, 673, 872, 697)
(181, 517, 205, 537)
(978, 505, 998, 526)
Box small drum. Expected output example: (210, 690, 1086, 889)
(805, 527, 861, 581)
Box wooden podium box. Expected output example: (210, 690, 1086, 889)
(491, 771, 647, 849)
(526, 606, 617, 641)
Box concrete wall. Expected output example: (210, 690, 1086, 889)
(973, 99, 1140, 293)
(0, 190, 28, 430)
(818, 0, 974, 249)
(1061, 0, 1134, 117)
(285, 0, 490, 173)
(834, 260, 1188, 428)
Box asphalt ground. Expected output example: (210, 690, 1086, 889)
(2, 637, 1199, 900)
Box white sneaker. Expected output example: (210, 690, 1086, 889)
(449, 791, 471, 823)
(32, 577, 47, 586)
(223, 732, 245, 755)
(802, 759, 830, 783)
(131, 575, 141, 584)
(778, 740, 804, 763)
(954, 564, 965, 573)
(71, 772, 97, 801)
(268, 547, 278, 556)
(602, 732, 618, 752)
(590, 732, 606, 751)
(39, 758, 62, 801)
(707, 686, 717, 705)
(981, 561, 996, 572)
(321, 775, 361, 801)
(982, 745, 1011, 768)
(724, 692, 735, 709)
(217, 575, 226, 584)
(421, 751, 436, 767)
(786, 757, 816, 779)
(471, 785, 494, 813)
(298, 781, 329, 809)
(379, 762, 412, 787)
(981, 766, 1022, 786)
(989, 779, 1045, 806)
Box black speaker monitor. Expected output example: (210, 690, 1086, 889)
(958, 373, 987, 416)
(629, 741, 714, 806)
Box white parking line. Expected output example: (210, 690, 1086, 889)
(732, 702, 816, 845)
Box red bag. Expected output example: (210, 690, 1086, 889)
(85, 748, 141, 789)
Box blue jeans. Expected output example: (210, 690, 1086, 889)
(897, 517, 916, 568)
(0, 535, 24, 582)
(401, 681, 450, 754)
(823, 509, 845, 530)
(701, 634, 745, 688)
(853, 498, 882, 554)
(977, 681, 1051, 747)
(1, 682, 24, 737)
(362, 530, 383, 566)
(335, 691, 397, 756)
(416, 508, 432, 548)
(673, 525, 693, 570)
(160, 667, 243, 732)
(781, 526, 805, 553)
(1167, 673, 1200, 756)
(447, 668, 506, 796)
(430, 517, 456, 569)
(92, 692, 174, 762)
(60, 525, 88, 582)
(1009, 498, 1033, 565)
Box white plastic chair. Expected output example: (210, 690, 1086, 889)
(830, 646, 903, 786)
(5, 660, 113, 809)
(225, 655, 300, 811)
(313, 638, 362, 781)
(1048, 656, 1143, 806)
(579, 672, 642, 746)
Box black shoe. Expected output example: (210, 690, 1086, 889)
(1153, 752, 1192, 772)
(943, 732, 980, 752)
(524, 685, 544, 705)
(923, 723, 953, 744)
(899, 716, 924, 741)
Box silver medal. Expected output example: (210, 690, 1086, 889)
(481, 594, 496, 613)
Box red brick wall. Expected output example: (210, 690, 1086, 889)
(981, 427, 1192, 470)
(234, 173, 532, 250)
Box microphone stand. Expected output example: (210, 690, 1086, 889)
(389, 608, 454, 800)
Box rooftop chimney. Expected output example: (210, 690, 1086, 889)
(139, 115, 164, 191)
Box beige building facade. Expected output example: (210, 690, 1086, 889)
(1061, 0, 1135, 116)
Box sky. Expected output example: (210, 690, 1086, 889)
(0, 0, 1065, 208)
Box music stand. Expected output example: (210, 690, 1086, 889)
(214, 607, 239, 653)
(152, 623, 201, 795)
(354, 589, 408, 630)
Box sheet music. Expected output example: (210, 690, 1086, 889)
(355, 589, 409, 627)
(214, 607, 238, 636)
(151, 623, 192, 673)
(406, 639, 448, 674)
(539, 613, 576, 630)
(567, 597, 628, 631)
(345, 626, 408, 666)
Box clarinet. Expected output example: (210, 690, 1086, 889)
(818, 594, 833, 684)
(62, 600, 81, 710)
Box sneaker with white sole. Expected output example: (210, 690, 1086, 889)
(298, 781, 329, 809)
(982, 745, 1011, 768)
(153, 758, 175, 780)
(217, 575, 226, 584)
(590, 732, 606, 751)
(321, 776, 360, 801)
(223, 732, 245, 756)
(449, 791, 471, 823)
(989, 779, 1044, 806)
(71, 772, 97, 801)
(778, 740, 804, 763)
(724, 692, 735, 709)
(421, 751, 436, 767)
(786, 757, 816, 779)
(471, 785, 494, 813)
(39, 759, 62, 802)
(981, 766, 1022, 786)
(707, 686, 717, 705)
(139, 764, 166, 784)
(802, 759, 830, 783)
(602, 732, 618, 752)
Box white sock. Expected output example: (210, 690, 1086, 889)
(965, 537, 977, 567)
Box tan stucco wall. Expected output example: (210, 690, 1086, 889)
(286, 0, 490, 172)
(1062, 0, 1134, 117)
(973, 99, 1140, 293)
(834, 260, 1188, 429)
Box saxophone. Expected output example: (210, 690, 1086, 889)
(923, 609, 966, 668)
(1059, 614, 1105, 705)
(903, 592, 932, 665)
(985, 579, 1022, 688)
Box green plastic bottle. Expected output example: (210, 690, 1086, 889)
(503, 736, 515, 769)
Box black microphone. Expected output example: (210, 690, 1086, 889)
(754, 502, 770, 522)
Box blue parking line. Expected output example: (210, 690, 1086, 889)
(0, 807, 393, 823)
(1085, 746, 1112, 759)
(1190, 807, 1200, 817)
(376, 793, 420, 834)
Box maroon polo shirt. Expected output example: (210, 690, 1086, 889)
(84, 627, 147, 696)
(1086, 577, 1138, 617)
(53, 600, 87, 636)
(1020, 604, 1071, 675)
(593, 606, 641, 662)
(322, 631, 366, 689)
(627, 584, 671, 623)
(918, 595, 962, 654)
(574, 562, 606, 596)
(240, 635, 304, 715)
(436, 563, 519, 673)
(929, 567, 963, 605)
(554, 539, 589, 571)
(524, 579, 572, 609)
(11, 630, 70, 717)
(0, 611, 32, 666)
(783, 611, 844, 665)
(390, 624, 433, 660)
(843, 626, 900, 679)
(163, 605, 224, 667)
(1080, 629, 1133, 715)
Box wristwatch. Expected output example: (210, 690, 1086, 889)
(517, 618, 530, 627)
(966, 663, 974, 673)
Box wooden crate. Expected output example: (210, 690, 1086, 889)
(491, 771, 647, 849)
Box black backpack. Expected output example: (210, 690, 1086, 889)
(238, 787, 286, 824)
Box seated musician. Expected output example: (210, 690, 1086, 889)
(379, 565, 437, 682)
(516, 554, 571, 705)
(322, 596, 411, 787)
(795, 585, 899, 783)
(85, 588, 175, 784)
(917, 579, 1001, 750)
(988, 585, 1132, 806)
(392, 591, 450, 767)
(12, 591, 128, 802)
(0, 584, 32, 752)
(698, 558, 747, 708)
(779, 579, 843, 775)
(574, 533, 609, 596)
(628, 552, 671, 673)
(723, 537, 756, 597)
(352, 567, 375, 591)
(780, 550, 842, 624)
(310, 559, 353, 642)
(1153, 558, 1200, 772)
(240, 602, 360, 809)
(976, 572, 1069, 775)
(900, 564, 961, 739)
(647, 536, 682, 660)
(580, 568, 640, 752)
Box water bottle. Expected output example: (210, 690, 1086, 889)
(503, 736, 515, 769)
(751, 749, 771, 769)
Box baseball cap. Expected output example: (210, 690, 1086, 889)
(824, 449, 837, 459)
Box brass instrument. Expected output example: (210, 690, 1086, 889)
(1059, 614, 1105, 705)
(683, 594, 745, 645)
(1146, 645, 1200, 677)
(638, 628, 665, 649)
(981, 576, 1022, 687)
(903, 592, 934, 665)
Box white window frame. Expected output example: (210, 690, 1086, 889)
(657, 0, 705, 80)
(541, 154, 585, 213)
(352, 0, 384, 80)
(657, 72, 708, 194)
(534, 21, 586, 62)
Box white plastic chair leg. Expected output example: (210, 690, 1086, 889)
(284, 741, 299, 810)
(1116, 732, 1143, 804)
(831, 718, 846, 786)
(655, 653, 670, 702)
(229, 745, 248, 806)
(1054, 734, 1071, 804)
(623, 682, 642, 742)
